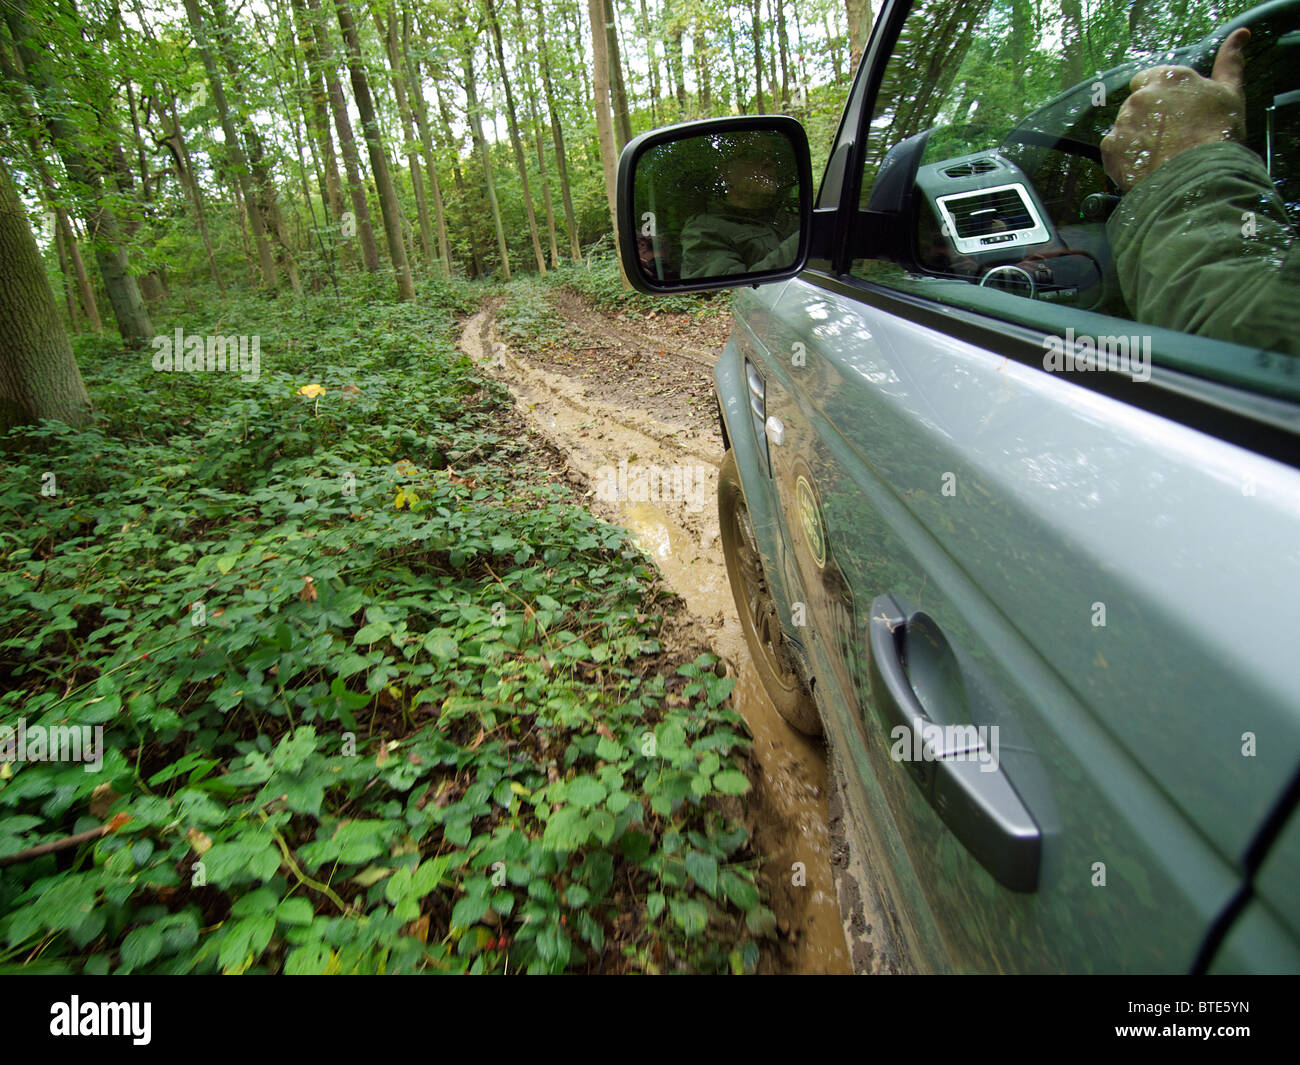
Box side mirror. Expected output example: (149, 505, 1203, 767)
(616, 116, 813, 294)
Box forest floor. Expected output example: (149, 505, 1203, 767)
(466, 284, 852, 973)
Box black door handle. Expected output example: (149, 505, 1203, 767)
(868, 595, 1041, 892)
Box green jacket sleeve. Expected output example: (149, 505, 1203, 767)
(1107, 141, 1300, 356)
(679, 214, 753, 278)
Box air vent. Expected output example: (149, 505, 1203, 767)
(945, 188, 1034, 237)
(935, 183, 1050, 255)
(944, 158, 999, 178)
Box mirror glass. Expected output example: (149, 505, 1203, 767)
(631, 130, 803, 285)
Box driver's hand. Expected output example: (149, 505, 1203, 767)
(1101, 27, 1249, 192)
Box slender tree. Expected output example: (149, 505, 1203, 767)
(403, 7, 452, 279)
(587, 0, 618, 237)
(485, 0, 546, 273)
(303, 0, 381, 271)
(335, 0, 415, 297)
(459, 24, 510, 279)
(183, 0, 278, 290)
(533, 0, 581, 261)
(376, 4, 434, 271)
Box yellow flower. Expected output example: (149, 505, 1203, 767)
(298, 384, 326, 398)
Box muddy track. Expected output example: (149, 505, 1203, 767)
(549, 288, 723, 370)
(515, 290, 733, 435)
(461, 297, 851, 974)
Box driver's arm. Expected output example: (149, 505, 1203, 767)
(1101, 26, 1300, 356)
(680, 214, 750, 278)
(1106, 139, 1300, 355)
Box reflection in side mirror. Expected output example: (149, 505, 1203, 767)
(617, 117, 813, 294)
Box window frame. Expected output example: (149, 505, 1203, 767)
(814, 0, 1300, 467)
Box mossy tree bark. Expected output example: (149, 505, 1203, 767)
(0, 158, 92, 434)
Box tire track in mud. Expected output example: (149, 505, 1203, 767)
(549, 288, 722, 372)
(461, 302, 851, 974)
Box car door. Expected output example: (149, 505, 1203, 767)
(758, 0, 1300, 972)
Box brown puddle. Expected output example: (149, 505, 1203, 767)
(462, 308, 851, 973)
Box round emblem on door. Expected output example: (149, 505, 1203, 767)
(795, 475, 826, 569)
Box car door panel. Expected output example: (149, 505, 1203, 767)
(755, 273, 1296, 971)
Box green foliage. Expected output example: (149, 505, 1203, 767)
(0, 275, 768, 974)
(547, 253, 728, 316)
(496, 276, 567, 348)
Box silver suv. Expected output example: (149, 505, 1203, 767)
(616, 0, 1300, 973)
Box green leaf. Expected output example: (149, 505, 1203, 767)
(118, 922, 163, 971)
(669, 896, 709, 937)
(720, 870, 760, 911)
(565, 774, 606, 809)
(685, 851, 719, 897)
(712, 769, 751, 795)
(276, 898, 315, 926)
(542, 805, 589, 851)
(450, 894, 490, 929)
(353, 864, 395, 888)
(353, 621, 393, 645)
(424, 632, 459, 658)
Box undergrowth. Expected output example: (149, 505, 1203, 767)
(0, 274, 773, 974)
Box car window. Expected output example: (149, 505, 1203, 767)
(849, 0, 1300, 403)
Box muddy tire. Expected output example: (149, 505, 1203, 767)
(718, 450, 822, 736)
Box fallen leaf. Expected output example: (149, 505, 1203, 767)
(187, 827, 213, 855)
(90, 782, 120, 819)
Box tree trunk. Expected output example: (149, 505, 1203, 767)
(127, 0, 226, 290)
(1061, 0, 1084, 90)
(846, 0, 873, 74)
(534, 0, 581, 261)
(13, 116, 106, 330)
(726, 19, 745, 112)
(665, 5, 687, 111)
(158, 101, 226, 291)
(0, 157, 91, 434)
(53, 218, 78, 329)
(513, 0, 560, 268)
(404, 8, 452, 279)
(637, 0, 661, 121)
(431, 70, 485, 277)
(4, 3, 152, 346)
(302, 0, 380, 271)
(377, 3, 434, 271)
(587, 0, 619, 239)
(605, 0, 632, 148)
(748, 0, 765, 111)
(460, 33, 511, 279)
(210, 0, 302, 295)
(694, 11, 711, 113)
(774, 0, 790, 107)
(486, 0, 546, 273)
(335, 0, 415, 298)
(295, 15, 350, 270)
(182, 0, 277, 290)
